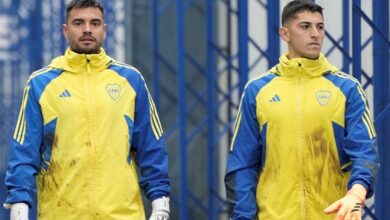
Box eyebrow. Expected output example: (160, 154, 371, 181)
(71, 18, 103, 23)
(90, 19, 102, 23)
(298, 21, 324, 26)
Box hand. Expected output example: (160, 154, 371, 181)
(324, 184, 366, 220)
(324, 194, 363, 220)
(9, 203, 29, 220)
(149, 196, 170, 220)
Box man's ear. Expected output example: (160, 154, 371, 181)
(62, 24, 68, 40)
(103, 23, 107, 40)
(279, 26, 290, 43)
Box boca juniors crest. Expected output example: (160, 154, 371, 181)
(316, 90, 331, 106)
(106, 84, 121, 100)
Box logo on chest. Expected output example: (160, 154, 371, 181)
(59, 89, 71, 98)
(269, 94, 281, 103)
(316, 90, 331, 106)
(106, 84, 121, 100)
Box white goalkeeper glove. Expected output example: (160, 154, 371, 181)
(4, 202, 29, 220)
(149, 196, 170, 220)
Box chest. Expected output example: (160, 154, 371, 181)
(39, 71, 136, 123)
(256, 77, 346, 127)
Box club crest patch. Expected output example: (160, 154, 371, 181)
(316, 90, 331, 106)
(106, 84, 121, 100)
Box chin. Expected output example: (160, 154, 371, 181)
(73, 47, 100, 54)
(303, 53, 320, 60)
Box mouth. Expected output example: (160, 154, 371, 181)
(80, 36, 96, 43)
(308, 42, 320, 46)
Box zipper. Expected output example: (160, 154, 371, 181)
(82, 64, 92, 215)
(297, 62, 306, 219)
(85, 56, 98, 214)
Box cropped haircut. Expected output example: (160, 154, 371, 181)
(281, 0, 323, 25)
(66, 0, 104, 22)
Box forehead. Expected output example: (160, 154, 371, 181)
(290, 11, 324, 24)
(68, 7, 104, 21)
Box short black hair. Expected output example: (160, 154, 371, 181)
(281, 0, 323, 25)
(66, 0, 104, 21)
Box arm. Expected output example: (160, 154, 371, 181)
(4, 81, 43, 210)
(343, 83, 379, 196)
(131, 77, 170, 203)
(325, 82, 379, 219)
(225, 86, 262, 220)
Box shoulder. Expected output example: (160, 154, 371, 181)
(21, 66, 64, 100)
(323, 71, 360, 87)
(27, 66, 64, 86)
(108, 61, 143, 80)
(108, 61, 146, 91)
(244, 72, 279, 96)
(322, 71, 362, 95)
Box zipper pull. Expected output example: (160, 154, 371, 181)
(298, 63, 302, 78)
(87, 58, 91, 73)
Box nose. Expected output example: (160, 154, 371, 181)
(310, 27, 320, 38)
(83, 24, 92, 33)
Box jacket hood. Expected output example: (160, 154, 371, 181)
(269, 53, 338, 78)
(49, 48, 113, 73)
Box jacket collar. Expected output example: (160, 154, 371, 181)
(49, 48, 112, 73)
(269, 53, 338, 78)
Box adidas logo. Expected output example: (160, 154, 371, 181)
(59, 89, 71, 97)
(269, 94, 281, 103)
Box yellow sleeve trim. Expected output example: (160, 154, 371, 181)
(230, 93, 244, 151)
(148, 91, 163, 140)
(13, 85, 30, 144)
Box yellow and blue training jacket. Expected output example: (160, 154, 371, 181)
(5, 48, 170, 219)
(225, 53, 379, 220)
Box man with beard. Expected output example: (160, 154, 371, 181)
(4, 0, 170, 219)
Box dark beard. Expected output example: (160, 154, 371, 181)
(71, 46, 101, 54)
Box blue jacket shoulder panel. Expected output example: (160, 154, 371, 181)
(29, 67, 64, 101)
(323, 72, 360, 99)
(244, 73, 279, 101)
(108, 62, 143, 93)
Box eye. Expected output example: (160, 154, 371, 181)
(318, 25, 324, 30)
(73, 21, 82, 26)
(91, 20, 102, 26)
(301, 24, 309, 29)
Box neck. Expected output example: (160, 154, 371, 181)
(287, 54, 320, 60)
(70, 48, 101, 55)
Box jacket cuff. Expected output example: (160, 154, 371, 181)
(348, 179, 372, 198)
(5, 189, 34, 208)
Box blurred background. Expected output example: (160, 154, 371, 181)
(0, 0, 389, 219)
